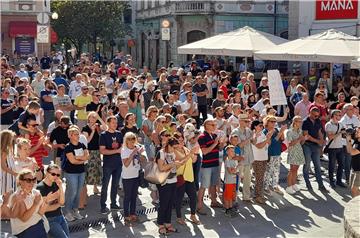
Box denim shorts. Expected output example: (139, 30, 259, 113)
(199, 166, 220, 188)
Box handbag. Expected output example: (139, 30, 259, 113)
(323, 123, 340, 154)
(143, 160, 171, 185)
(138, 169, 149, 188)
(176, 162, 187, 188)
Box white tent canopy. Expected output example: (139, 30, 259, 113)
(177, 26, 288, 57)
(254, 29, 360, 64)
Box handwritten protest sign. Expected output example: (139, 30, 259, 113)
(267, 69, 287, 106)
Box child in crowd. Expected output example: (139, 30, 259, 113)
(224, 145, 239, 217)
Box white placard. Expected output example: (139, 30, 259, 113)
(37, 25, 49, 43)
(161, 28, 170, 41)
(267, 69, 287, 106)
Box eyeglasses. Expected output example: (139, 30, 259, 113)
(21, 177, 37, 183)
(128, 137, 136, 141)
(50, 173, 61, 177)
(94, 94, 101, 97)
(162, 134, 171, 137)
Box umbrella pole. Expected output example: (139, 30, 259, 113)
(245, 57, 248, 71)
(329, 63, 333, 94)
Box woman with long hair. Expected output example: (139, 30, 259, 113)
(128, 87, 144, 129)
(121, 113, 140, 136)
(121, 132, 146, 226)
(285, 116, 306, 194)
(1, 130, 17, 194)
(158, 73, 170, 99)
(157, 138, 183, 235)
(150, 90, 165, 109)
(173, 133, 200, 226)
(241, 83, 252, 103)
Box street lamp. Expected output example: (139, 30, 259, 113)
(51, 12, 58, 20)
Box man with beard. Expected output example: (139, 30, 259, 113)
(50, 116, 71, 166)
(40, 79, 57, 130)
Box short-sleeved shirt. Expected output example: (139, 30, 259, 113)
(252, 132, 268, 161)
(158, 150, 177, 184)
(74, 94, 92, 120)
(40, 89, 57, 110)
(99, 131, 123, 168)
(1, 99, 14, 125)
(142, 118, 154, 144)
(225, 159, 238, 184)
(86, 102, 105, 119)
(121, 147, 141, 179)
(192, 83, 208, 106)
(231, 127, 254, 165)
(63, 142, 86, 173)
(9, 110, 36, 135)
(324, 121, 343, 149)
(82, 125, 100, 150)
(50, 126, 70, 157)
(302, 117, 322, 143)
(263, 128, 282, 157)
(198, 131, 219, 168)
(52, 94, 72, 116)
(36, 181, 62, 218)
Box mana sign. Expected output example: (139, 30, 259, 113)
(316, 0, 358, 20)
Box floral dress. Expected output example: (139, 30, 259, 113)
(286, 128, 305, 165)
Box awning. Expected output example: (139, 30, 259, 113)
(9, 21, 37, 38)
(51, 28, 58, 44)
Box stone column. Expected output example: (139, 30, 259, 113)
(344, 196, 360, 238)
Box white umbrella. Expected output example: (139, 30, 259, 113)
(254, 29, 360, 64)
(351, 58, 360, 69)
(177, 26, 288, 69)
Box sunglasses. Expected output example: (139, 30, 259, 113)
(29, 124, 39, 127)
(21, 177, 37, 183)
(162, 134, 171, 137)
(94, 94, 101, 97)
(269, 120, 277, 123)
(50, 173, 61, 177)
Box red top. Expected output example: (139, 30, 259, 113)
(219, 85, 228, 99)
(26, 134, 48, 169)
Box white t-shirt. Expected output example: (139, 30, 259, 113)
(69, 81, 86, 100)
(121, 146, 141, 179)
(227, 114, 239, 132)
(181, 101, 198, 114)
(159, 150, 177, 184)
(251, 132, 268, 161)
(105, 78, 114, 94)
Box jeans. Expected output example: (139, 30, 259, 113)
(343, 147, 352, 182)
(16, 220, 47, 238)
(327, 148, 344, 184)
(157, 182, 176, 225)
(64, 172, 85, 214)
(100, 165, 122, 209)
(193, 156, 201, 191)
(195, 105, 208, 129)
(122, 177, 139, 217)
(175, 181, 197, 218)
(43, 110, 55, 129)
(47, 215, 70, 238)
(302, 143, 324, 188)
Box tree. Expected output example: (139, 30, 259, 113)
(51, 0, 129, 57)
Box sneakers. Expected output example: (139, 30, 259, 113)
(292, 184, 300, 192)
(286, 186, 296, 195)
(101, 207, 110, 214)
(65, 212, 75, 222)
(110, 204, 121, 211)
(319, 186, 329, 193)
(225, 208, 238, 218)
(72, 209, 84, 220)
(336, 182, 347, 188)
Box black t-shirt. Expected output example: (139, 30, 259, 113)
(63, 142, 86, 173)
(13, 107, 25, 121)
(193, 83, 208, 106)
(8, 110, 36, 135)
(86, 102, 105, 119)
(115, 114, 125, 130)
(1, 99, 14, 125)
(352, 142, 360, 172)
(121, 126, 139, 136)
(99, 131, 123, 168)
(36, 181, 62, 218)
(50, 126, 70, 157)
(82, 125, 100, 150)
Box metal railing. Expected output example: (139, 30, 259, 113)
(174, 2, 209, 12)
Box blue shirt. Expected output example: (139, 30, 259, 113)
(40, 89, 57, 110)
(54, 76, 69, 88)
(179, 91, 197, 103)
(263, 128, 282, 157)
(302, 117, 322, 143)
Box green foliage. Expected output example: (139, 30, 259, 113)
(51, 0, 129, 53)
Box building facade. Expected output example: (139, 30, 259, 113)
(289, 0, 360, 39)
(1, 0, 54, 58)
(132, 0, 289, 70)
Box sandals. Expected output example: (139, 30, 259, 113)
(125, 217, 134, 227)
(196, 208, 207, 216)
(165, 225, 179, 233)
(159, 226, 168, 236)
(130, 215, 139, 222)
(176, 218, 186, 226)
(189, 217, 201, 225)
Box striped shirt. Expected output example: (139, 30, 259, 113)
(198, 131, 219, 168)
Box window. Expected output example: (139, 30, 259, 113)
(124, 8, 132, 24)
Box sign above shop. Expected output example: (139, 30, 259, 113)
(316, 0, 358, 20)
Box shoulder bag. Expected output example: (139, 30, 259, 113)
(323, 123, 340, 154)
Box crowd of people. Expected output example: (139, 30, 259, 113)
(1, 51, 360, 237)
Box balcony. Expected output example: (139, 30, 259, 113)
(174, 2, 211, 13)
